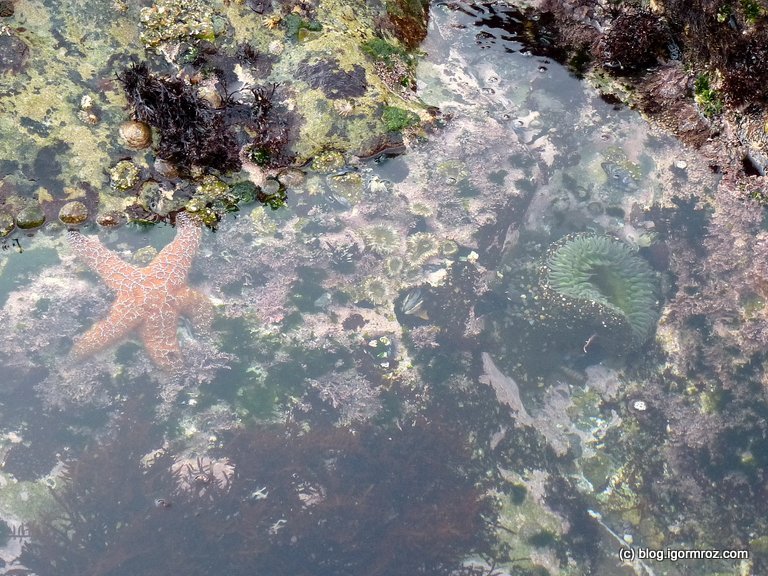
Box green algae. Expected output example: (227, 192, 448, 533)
(694, 73, 724, 117)
(361, 38, 409, 65)
(0, 474, 56, 524)
(382, 105, 420, 131)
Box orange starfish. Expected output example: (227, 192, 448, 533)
(68, 212, 213, 372)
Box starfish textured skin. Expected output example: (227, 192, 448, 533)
(68, 212, 213, 372)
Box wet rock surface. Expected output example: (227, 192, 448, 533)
(523, 0, 768, 176)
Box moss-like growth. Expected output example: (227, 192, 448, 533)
(694, 73, 724, 117)
(283, 13, 323, 40)
(384, 0, 430, 48)
(382, 106, 419, 132)
(741, 0, 764, 24)
(721, 32, 768, 104)
(361, 38, 409, 65)
(593, 10, 670, 76)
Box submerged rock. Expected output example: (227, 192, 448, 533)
(0, 210, 13, 237)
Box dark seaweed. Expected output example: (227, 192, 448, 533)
(117, 62, 241, 174)
(593, 10, 671, 75)
(21, 411, 496, 576)
(117, 62, 292, 175)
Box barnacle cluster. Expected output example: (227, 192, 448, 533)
(540, 234, 659, 352)
(139, 0, 216, 50)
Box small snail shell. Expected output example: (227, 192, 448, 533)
(197, 84, 223, 109)
(119, 120, 152, 149)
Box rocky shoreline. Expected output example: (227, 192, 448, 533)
(522, 0, 768, 181)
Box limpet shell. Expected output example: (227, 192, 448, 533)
(119, 120, 152, 149)
(16, 203, 45, 229)
(58, 201, 89, 225)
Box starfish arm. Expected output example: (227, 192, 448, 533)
(71, 298, 144, 359)
(139, 313, 184, 372)
(175, 287, 215, 331)
(68, 231, 143, 291)
(147, 213, 202, 291)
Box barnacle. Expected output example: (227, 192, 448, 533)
(541, 234, 659, 350)
(332, 99, 355, 117)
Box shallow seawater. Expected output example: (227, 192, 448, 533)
(0, 1, 745, 575)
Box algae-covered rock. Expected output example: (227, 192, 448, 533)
(0, 0, 431, 225)
(0, 211, 14, 237)
(139, 0, 217, 49)
(109, 160, 141, 192)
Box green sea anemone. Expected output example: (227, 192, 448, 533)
(361, 225, 400, 255)
(406, 232, 439, 265)
(542, 234, 659, 350)
(360, 277, 390, 306)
